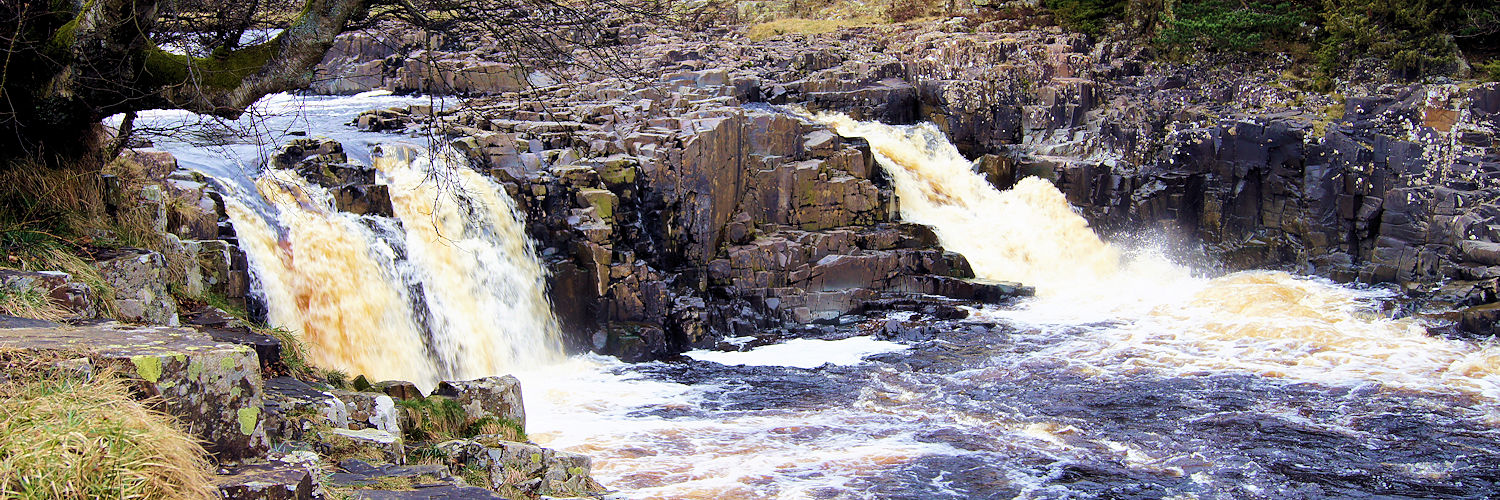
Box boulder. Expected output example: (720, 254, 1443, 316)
(93, 248, 179, 325)
(214, 461, 318, 500)
(430, 376, 525, 430)
(435, 437, 603, 498)
(1459, 240, 1500, 266)
(317, 427, 406, 465)
(0, 269, 97, 319)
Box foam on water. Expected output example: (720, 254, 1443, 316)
(518, 355, 977, 499)
(684, 336, 908, 368)
(815, 111, 1500, 408)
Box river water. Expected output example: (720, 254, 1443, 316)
(136, 94, 1500, 499)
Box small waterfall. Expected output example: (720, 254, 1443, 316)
(815, 112, 1500, 402)
(225, 144, 561, 391)
(811, 113, 1122, 292)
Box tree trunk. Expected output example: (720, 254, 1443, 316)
(0, 0, 369, 167)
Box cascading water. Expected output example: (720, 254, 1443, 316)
(141, 94, 1500, 498)
(224, 142, 561, 391)
(811, 114, 1123, 293)
(514, 114, 1500, 498)
(815, 112, 1500, 402)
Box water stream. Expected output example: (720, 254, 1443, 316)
(137, 95, 1500, 498)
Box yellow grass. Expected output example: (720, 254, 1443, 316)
(0, 350, 216, 499)
(0, 287, 67, 322)
(746, 17, 885, 40)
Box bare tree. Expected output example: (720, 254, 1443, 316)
(0, 0, 670, 168)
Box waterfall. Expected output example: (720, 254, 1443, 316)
(225, 144, 561, 391)
(810, 114, 1123, 292)
(814, 112, 1500, 402)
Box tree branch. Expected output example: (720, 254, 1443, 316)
(144, 0, 371, 117)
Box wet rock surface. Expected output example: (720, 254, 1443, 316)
(312, 17, 1500, 338)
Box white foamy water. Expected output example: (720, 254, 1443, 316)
(518, 355, 973, 500)
(224, 144, 561, 391)
(684, 336, 908, 368)
(815, 112, 1500, 407)
(140, 94, 1500, 498)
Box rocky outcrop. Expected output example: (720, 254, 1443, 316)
(430, 376, 525, 429)
(215, 460, 318, 500)
(436, 437, 603, 498)
(312, 13, 1500, 336)
(0, 269, 98, 319)
(273, 137, 393, 217)
(0, 318, 606, 499)
(0, 323, 271, 460)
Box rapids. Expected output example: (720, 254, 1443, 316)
(135, 95, 1500, 499)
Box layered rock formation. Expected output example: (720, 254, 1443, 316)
(311, 15, 1499, 336)
(350, 88, 1030, 360)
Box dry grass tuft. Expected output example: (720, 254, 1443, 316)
(0, 287, 68, 322)
(746, 17, 884, 40)
(0, 154, 173, 320)
(1, 244, 118, 319)
(0, 349, 216, 499)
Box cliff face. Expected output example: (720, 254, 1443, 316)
(310, 17, 1500, 349)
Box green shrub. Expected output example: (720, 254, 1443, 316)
(1156, 0, 1315, 53)
(1043, 0, 1126, 35)
(1478, 60, 1500, 82)
(1317, 0, 1479, 78)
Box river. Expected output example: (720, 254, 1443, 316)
(134, 93, 1500, 499)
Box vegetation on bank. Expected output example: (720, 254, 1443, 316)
(0, 154, 174, 320)
(0, 350, 216, 499)
(736, 0, 1499, 83)
(1046, 0, 1499, 82)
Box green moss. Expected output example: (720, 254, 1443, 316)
(130, 355, 162, 384)
(203, 291, 249, 319)
(143, 41, 278, 90)
(236, 407, 259, 435)
(46, 0, 91, 53)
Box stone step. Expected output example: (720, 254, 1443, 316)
(0, 323, 270, 460)
(214, 461, 318, 500)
